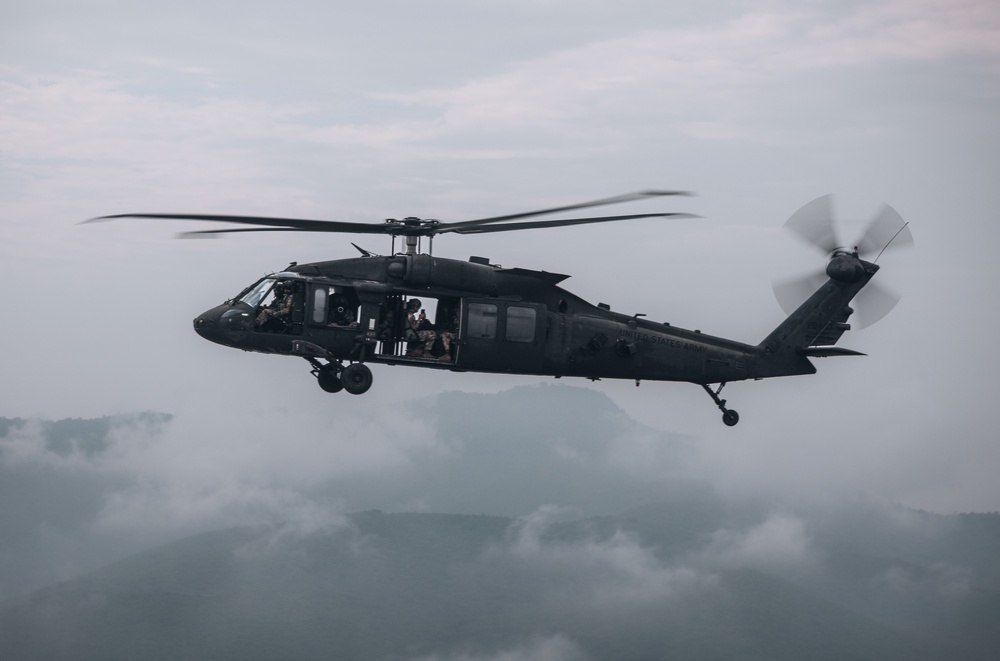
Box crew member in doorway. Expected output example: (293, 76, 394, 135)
(405, 299, 437, 357)
(435, 303, 458, 361)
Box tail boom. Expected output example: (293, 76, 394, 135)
(749, 259, 877, 379)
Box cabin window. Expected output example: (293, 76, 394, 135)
(505, 306, 536, 343)
(468, 303, 498, 339)
(311, 287, 328, 324)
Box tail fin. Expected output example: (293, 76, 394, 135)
(750, 264, 875, 379)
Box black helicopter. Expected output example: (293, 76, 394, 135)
(89, 191, 912, 425)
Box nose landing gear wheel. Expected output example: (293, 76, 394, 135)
(317, 364, 343, 393)
(341, 363, 373, 395)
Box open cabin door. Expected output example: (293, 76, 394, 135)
(458, 299, 545, 372)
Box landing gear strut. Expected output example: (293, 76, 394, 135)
(702, 383, 740, 426)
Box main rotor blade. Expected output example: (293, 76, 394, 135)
(852, 279, 901, 328)
(445, 190, 693, 231)
(176, 227, 370, 238)
(87, 190, 695, 239)
(772, 268, 828, 315)
(854, 203, 914, 259)
(86, 212, 392, 235)
(440, 212, 698, 235)
(783, 195, 840, 255)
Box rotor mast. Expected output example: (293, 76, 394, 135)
(388, 217, 434, 256)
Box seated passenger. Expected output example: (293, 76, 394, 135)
(327, 294, 357, 327)
(435, 305, 458, 361)
(377, 308, 396, 342)
(405, 299, 436, 357)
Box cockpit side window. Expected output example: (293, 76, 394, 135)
(238, 278, 276, 308)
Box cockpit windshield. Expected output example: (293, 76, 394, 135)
(237, 278, 276, 308)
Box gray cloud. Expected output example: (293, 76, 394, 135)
(490, 505, 716, 607)
(702, 513, 816, 572)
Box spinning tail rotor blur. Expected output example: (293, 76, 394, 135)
(773, 195, 913, 328)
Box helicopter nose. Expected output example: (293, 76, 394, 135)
(193, 313, 214, 337)
(194, 303, 254, 346)
(193, 308, 222, 342)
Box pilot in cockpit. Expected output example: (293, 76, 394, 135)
(255, 282, 293, 329)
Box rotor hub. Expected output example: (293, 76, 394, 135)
(825, 252, 874, 283)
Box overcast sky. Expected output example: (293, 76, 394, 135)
(2, 0, 999, 514)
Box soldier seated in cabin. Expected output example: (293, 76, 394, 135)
(327, 293, 358, 328)
(404, 299, 437, 357)
(433, 301, 459, 361)
(377, 307, 396, 342)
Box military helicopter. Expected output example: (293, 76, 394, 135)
(89, 191, 912, 425)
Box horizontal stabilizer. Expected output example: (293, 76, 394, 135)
(798, 347, 867, 358)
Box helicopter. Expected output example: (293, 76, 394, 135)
(88, 191, 912, 426)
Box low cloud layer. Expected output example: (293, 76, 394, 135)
(3, 392, 999, 660)
(3, 386, 996, 630)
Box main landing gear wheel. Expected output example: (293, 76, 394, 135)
(340, 363, 373, 395)
(317, 364, 343, 393)
(701, 383, 740, 427)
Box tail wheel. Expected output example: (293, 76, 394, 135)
(341, 363, 373, 395)
(702, 383, 740, 427)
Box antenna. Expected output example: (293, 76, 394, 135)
(874, 222, 911, 263)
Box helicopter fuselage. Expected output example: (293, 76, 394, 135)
(193, 251, 875, 403)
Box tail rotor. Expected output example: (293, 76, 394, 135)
(773, 195, 913, 329)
